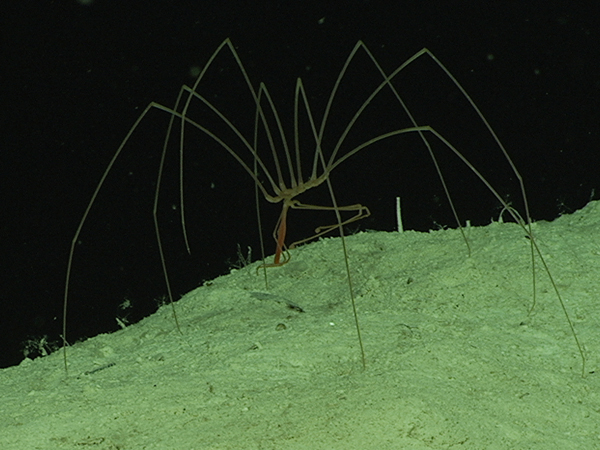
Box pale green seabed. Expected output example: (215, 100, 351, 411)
(1, 201, 599, 449)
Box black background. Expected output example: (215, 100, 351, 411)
(2, 1, 599, 369)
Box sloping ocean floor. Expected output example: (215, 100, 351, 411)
(2, 201, 600, 449)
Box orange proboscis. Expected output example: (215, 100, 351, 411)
(273, 205, 288, 265)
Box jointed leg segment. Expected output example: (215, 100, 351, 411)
(262, 198, 371, 268)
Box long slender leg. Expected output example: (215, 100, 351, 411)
(288, 202, 370, 249)
(258, 200, 369, 268)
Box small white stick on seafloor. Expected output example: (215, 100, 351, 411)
(396, 196, 403, 233)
